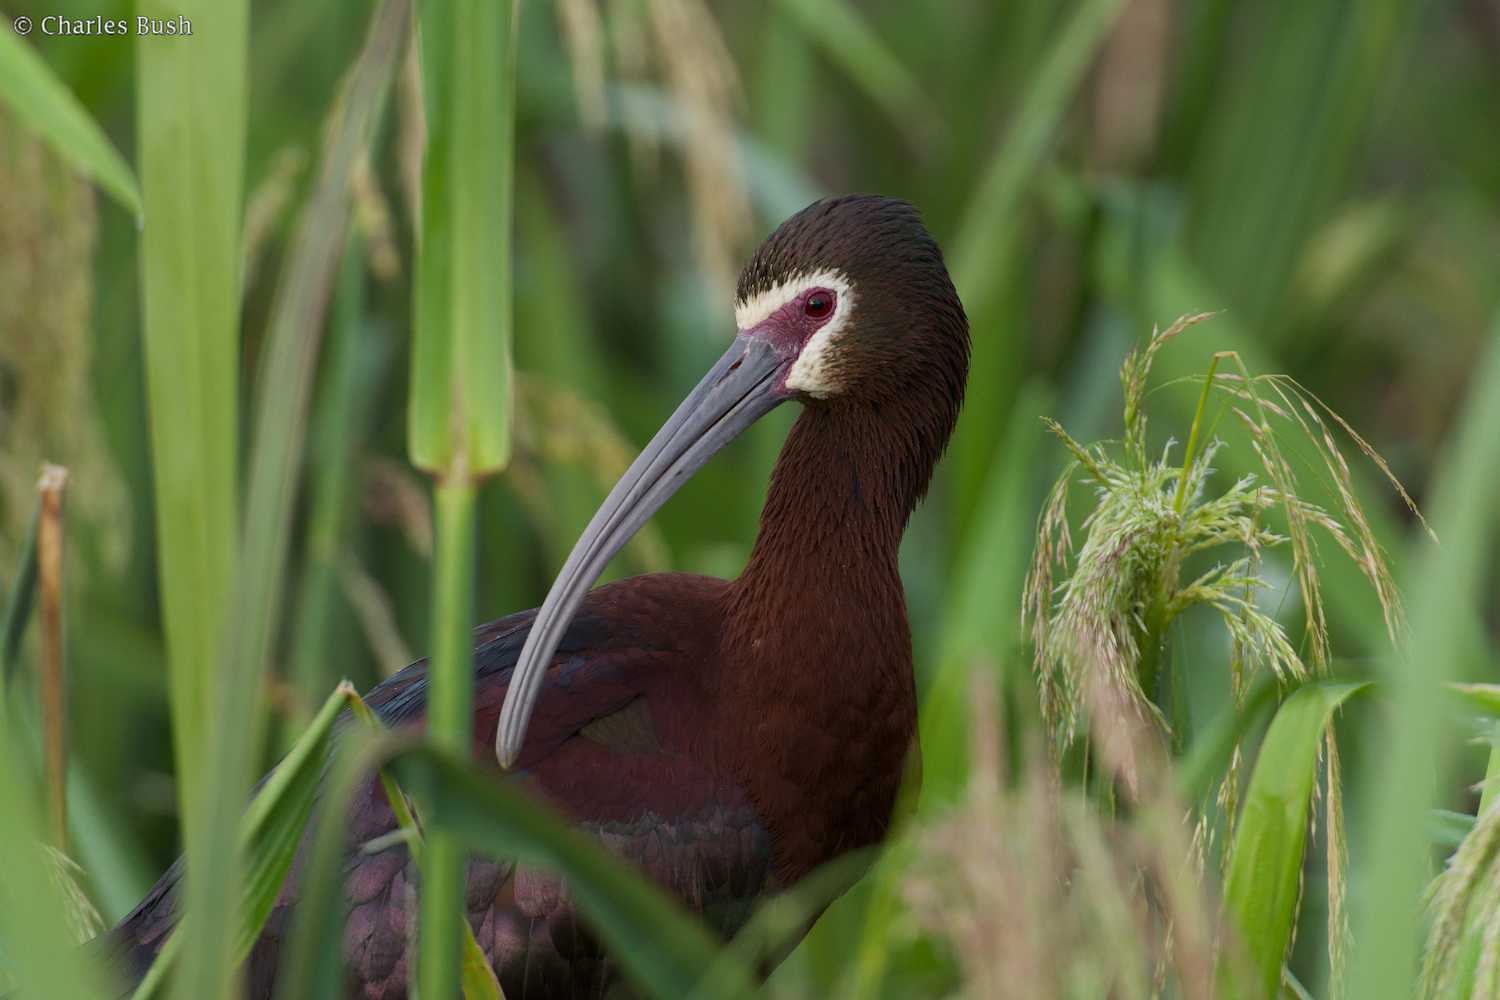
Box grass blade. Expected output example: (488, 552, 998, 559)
(1349, 306, 1500, 1000)
(0, 728, 106, 999)
(126, 682, 358, 997)
(0, 498, 40, 692)
(134, 1, 247, 994)
(408, 0, 516, 477)
(944, 0, 1126, 535)
(388, 742, 758, 1000)
(271, 726, 378, 1000)
(1448, 684, 1500, 816)
(237, 683, 357, 954)
(182, 1, 410, 995)
(920, 380, 1053, 812)
(411, 0, 518, 993)
(770, 0, 930, 140)
(1220, 681, 1367, 998)
(288, 233, 393, 714)
(947, 0, 1126, 321)
(0, 22, 142, 216)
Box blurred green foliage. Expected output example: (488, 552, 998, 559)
(4, 0, 1500, 996)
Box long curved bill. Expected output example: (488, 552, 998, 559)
(496, 334, 788, 766)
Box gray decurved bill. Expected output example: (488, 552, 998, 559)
(496, 335, 787, 766)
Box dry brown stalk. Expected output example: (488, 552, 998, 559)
(37, 462, 68, 851)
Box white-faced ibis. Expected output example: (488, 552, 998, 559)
(106, 194, 970, 999)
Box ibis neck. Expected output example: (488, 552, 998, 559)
(735, 402, 925, 608)
(718, 401, 930, 881)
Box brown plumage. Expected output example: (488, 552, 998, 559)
(105, 193, 969, 998)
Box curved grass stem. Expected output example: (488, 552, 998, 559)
(1174, 353, 1227, 516)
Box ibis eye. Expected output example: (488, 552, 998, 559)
(805, 293, 832, 318)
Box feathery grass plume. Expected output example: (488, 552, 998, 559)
(241, 146, 308, 293)
(558, 0, 750, 297)
(0, 104, 131, 579)
(1419, 791, 1500, 1000)
(508, 373, 672, 575)
(350, 149, 402, 282)
(556, 0, 608, 132)
(1026, 312, 1410, 744)
(1025, 313, 1412, 996)
(40, 845, 105, 944)
(902, 669, 1214, 1000)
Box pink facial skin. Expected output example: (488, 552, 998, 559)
(739, 287, 839, 398)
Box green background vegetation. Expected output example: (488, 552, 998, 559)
(3, 0, 1500, 997)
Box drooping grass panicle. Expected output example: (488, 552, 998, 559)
(1027, 315, 1411, 746)
(1028, 316, 1306, 744)
(1026, 314, 1414, 999)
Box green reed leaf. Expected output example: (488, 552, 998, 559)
(134, 1, 247, 995)
(389, 742, 758, 1000)
(1351, 305, 1500, 1000)
(408, 0, 516, 476)
(0, 22, 142, 216)
(0, 728, 106, 1000)
(410, 0, 519, 993)
(944, 0, 1126, 540)
(128, 683, 355, 999)
(770, 0, 929, 138)
(1221, 682, 1367, 999)
(921, 380, 1053, 813)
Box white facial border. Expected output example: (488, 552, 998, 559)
(734, 269, 856, 399)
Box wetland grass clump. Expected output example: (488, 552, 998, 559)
(1024, 312, 1417, 994)
(1027, 313, 1414, 744)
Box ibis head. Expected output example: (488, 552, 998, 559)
(497, 194, 969, 766)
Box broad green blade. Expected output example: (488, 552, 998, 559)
(0, 23, 142, 216)
(1426, 810, 1476, 849)
(411, 0, 518, 993)
(1348, 305, 1500, 1000)
(1450, 682, 1500, 717)
(770, 0, 929, 136)
(920, 380, 1053, 813)
(0, 730, 106, 1000)
(172, 1, 410, 997)
(127, 684, 355, 997)
(389, 742, 758, 1000)
(237, 683, 356, 952)
(943, 0, 1126, 537)
(1449, 684, 1500, 815)
(134, 1, 247, 995)
(1185, 0, 1414, 338)
(1221, 681, 1367, 998)
(408, 0, 517, 476)
(272, 727, 380, 1000)
(460, 930, 504, 1000)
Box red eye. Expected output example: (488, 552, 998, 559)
(805, 293, 832, 318)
